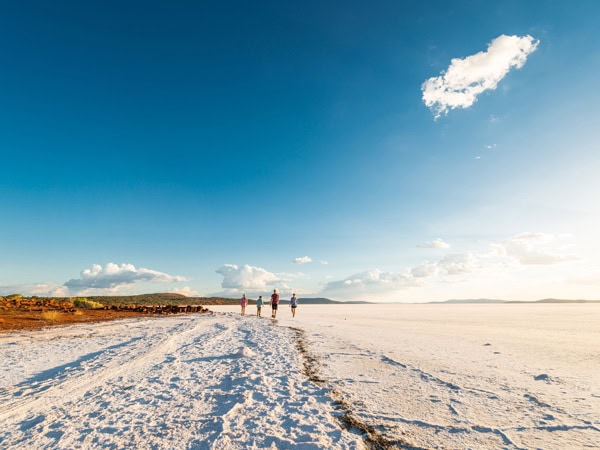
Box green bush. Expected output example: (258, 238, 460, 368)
(73, 298, 104, 309)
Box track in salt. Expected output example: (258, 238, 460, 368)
(0, 313, 365, 449)
(290, 326, 424, 450)
(296, 326, 600, 450)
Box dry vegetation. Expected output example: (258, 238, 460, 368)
(0, 294, 218, 333)
(40, 310, 61, 321)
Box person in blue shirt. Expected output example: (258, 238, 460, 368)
(290, 293, 298, 318)
(256, 295, 263, 317)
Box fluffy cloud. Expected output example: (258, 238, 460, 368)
(422, 34, 539, 119)
(0, 284, 67, 297)
(410, 262, 440, 278)
(215, 264, 285, 292)
(322, 269, 422, 297)
(320, 260, 329, 265)
(437, 253, 477, 274)
(64, 263, 186, 290)
(321, 250, 483, 301)
(170, 286, 202, 297)
(319, 232, 578, 301)
(293, 256, 312, 264)
(322, 252, 478, 298)
(490, 232, 576, 265)
(417, 238, 450, 249)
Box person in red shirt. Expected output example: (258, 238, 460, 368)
(270, 289, 279, 318)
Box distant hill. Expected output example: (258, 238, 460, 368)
(517, 298, 600, 304)
(85, 293, 236, 306)
(82, 294, 352, 306)
(430, 298, 600, 304)
(284, 297, 339, 304)
(430, 299, 506, 304)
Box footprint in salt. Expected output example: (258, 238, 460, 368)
(448, 404, 460, 415)
(235, 346, 256, 358)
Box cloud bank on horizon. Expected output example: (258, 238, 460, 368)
(64, 263, 186, 291)
(0, 232, 579, 300)
(0, 231, 580, 300)
(205, 232, 577, 301)
(422, 34, 539, 119)
(490, 232, 577, 265)
(320, 233, 576, 300)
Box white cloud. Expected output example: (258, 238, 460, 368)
(0, 283, 67, 297)
(322, 252, 478, 300)
(215, 264, 284, 291)
(64, 263, 186, 291)
(417, 238, 450, 249)
(320, 260, 329, 265)
(437, 252, 477, 275)
(410, 252, 477, 278)
(490, 232, 577, 265)
(411, 262, 440, 278)
(321, 269, 422, 299)
(170, 286, 202, 297)
(293, 256, 312, 264)
(422, 34, 539, 119)
(318, 232, 579, 301)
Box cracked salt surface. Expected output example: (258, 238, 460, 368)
(1, 303, 599, 449)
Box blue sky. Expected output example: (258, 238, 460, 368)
(1, 1, 599, 301)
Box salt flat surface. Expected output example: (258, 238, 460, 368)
(1, 304, 599, 449)
(0, 314, 363, 449)
(213, 303, 600, 449)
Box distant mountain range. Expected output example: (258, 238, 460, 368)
(428, 298, 600, 304)
(430, 299, 506, 304)
(292, 298, 371, 304)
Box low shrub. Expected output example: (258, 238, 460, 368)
(41, 311, 60, 321)
(73, 298, 104, 309)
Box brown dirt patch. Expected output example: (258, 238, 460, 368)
(0, 309, 149, 333)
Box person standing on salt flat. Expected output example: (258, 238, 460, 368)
(256, 295, 263, 317)
(270, 289, 279, 318)
(290, 293, 298, 318)
(240, 293, 248, 315)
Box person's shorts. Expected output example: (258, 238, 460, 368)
(291, 306, 297, 309)
(271, 304, 278, 310)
